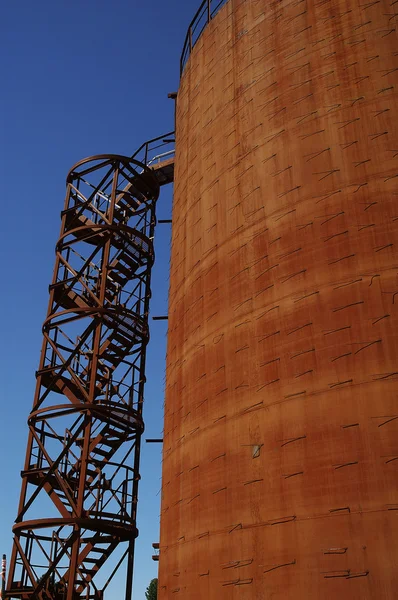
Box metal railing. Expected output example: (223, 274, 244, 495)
(180, 0, 229, 74)
(131, 132, 175, 167)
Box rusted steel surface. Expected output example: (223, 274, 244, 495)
(7, 156, 159, 600)
(159, 0, 398, 598)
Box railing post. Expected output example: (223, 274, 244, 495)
(189, 26, 193, 52)
(208, 0, 211, 22)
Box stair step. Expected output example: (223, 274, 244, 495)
(112, 211, 126, 224)
(101, 428, 126, 448)
(97, 439, 119, 449)
(117, 188, 142, 207)
(113, 235, 149, 258)
(39, 369, 104, 401)
(80, 568, 96, 576)
(130, 173, 157, 197)
(102, 423, 130, 435)
(101, 354, 120, 368)
(106, 276, 119, 289)
(86, 467, 99, 478)
(103, 311, 140, 329)
(51, 283, 89, 311)
(113, 197, 141, 221)
(111, 329, 134, 345)
(117, 189, 141, 208)
(89, 546, 112, 554)
(105, 283, 118, 295)
(117, 252, 139, 270)
(105, 289, 118, 302)
(92, 447, 113, 458)
(101, 427, 130, 440)
(108, 270, 128, 285)
(113, 261, 132, 278)
(105, 341, 126, 354)
(84, 557, 101, 564)
(53, 495, 71, 506)
(107, 351, 130, 364)
(97, 362, 111, 375)
(110, 328, 136, 344)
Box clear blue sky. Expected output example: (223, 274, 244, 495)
(0, 1, 199, 597)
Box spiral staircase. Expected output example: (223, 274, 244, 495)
(7, 136, 174, 600)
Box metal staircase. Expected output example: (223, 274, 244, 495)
(7, 137, 174, 600)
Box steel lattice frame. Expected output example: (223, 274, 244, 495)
(7, 155, 160, 600)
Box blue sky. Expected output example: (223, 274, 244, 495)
(0, 1, 200, 597)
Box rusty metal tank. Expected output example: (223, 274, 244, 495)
(159, 0, 398, 597)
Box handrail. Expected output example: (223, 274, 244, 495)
(131, 132, 175, 167)
(180, 0, 229, 74)
(146, 149, 175, 167)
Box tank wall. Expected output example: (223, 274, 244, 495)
(159, 0, 398, 597)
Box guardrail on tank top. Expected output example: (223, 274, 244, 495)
(180, 0, 229, 74)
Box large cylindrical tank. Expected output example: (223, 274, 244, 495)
(159, 0, 398, 597)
